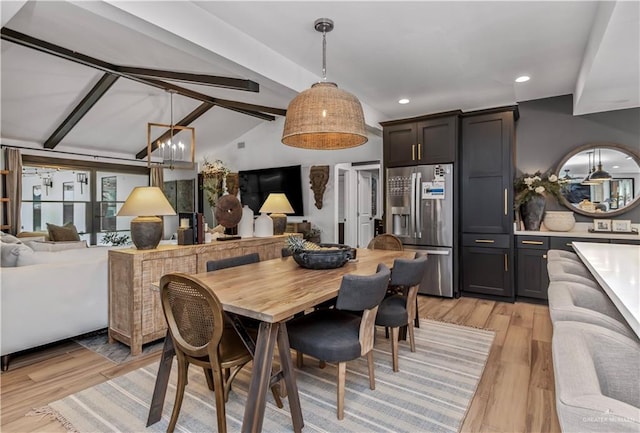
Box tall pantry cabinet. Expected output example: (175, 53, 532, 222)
(460, 108, 517, 300)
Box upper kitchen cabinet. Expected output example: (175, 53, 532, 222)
(382, 111, 461, 167)
(461, 108, 517, 234)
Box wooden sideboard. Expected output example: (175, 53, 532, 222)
(108, 235, 291, 355)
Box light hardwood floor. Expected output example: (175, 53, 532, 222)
(0, 296, 560, 433)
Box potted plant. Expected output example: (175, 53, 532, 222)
(200, 157, 230, 209)
(514, 171, 562, 230)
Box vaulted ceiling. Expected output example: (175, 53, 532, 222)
(1, 1, 638, 162)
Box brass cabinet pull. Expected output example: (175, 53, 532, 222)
(522, 240, 544, 245)
(418, 143, 422, 160)
(504, 254, 508, 272)
(475, 239, 495, 244)
(504, 189, 508, 216)
(566, 243, 573, 247)
(412, 144, 416, 161)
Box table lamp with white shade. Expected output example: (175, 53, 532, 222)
(117, 186, 176, 249)
(257, 193, 295, 236)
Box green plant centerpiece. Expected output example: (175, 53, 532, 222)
(285, 235, 351, 270)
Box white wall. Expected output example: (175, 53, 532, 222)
(199, 118, 383, 243)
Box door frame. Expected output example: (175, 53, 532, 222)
(333, 162, 382, 247)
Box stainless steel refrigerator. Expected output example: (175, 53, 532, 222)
(386, 164, 454, 297)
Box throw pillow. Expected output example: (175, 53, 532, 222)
(16, 231, 50, 241)
(0, 231, 22, 244)
(26, 240, 88, 252)
(0, 241, 34, 267)
(46, 223, 81, 242)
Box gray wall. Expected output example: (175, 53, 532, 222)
(516, 95, 640, 222)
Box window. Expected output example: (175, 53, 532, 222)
(21, 156, 149, 245)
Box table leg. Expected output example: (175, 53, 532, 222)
(277, 323, 304, 433)
(146, 331, 175, 427)
(242, 322, 279, 433)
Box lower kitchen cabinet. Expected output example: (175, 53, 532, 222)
(461, 246, 513, 299)
(515, 235, 550, 300)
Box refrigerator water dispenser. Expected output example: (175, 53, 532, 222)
(391, 206, 410, 236)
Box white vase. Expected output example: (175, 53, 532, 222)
(238, 205, 254, 238)
(543, 211, 576, 232)
(254, 213, 274, 237)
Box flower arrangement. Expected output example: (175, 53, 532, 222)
(514, 171, 562, 208)
(200, 157, 230, 207)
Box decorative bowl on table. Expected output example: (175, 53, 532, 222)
(286, 236, 352, 269)
(543, 211, 576, 232)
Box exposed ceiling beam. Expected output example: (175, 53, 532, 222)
(136, 102, 215, 160)
(119, 66, 259, 92)
(44, 73, 119, 149)
(0, 28, 284, 120)
(140, 77, 283, 118)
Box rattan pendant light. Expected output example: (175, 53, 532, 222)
(282, 18, 368, 150)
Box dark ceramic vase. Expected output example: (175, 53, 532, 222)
(520, 194, 546, 231)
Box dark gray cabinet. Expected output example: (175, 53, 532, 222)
(461, 110, 515, 234)
(460, 108, 517, 300)
(515, 236, 550, 300)
(382, 113, 460, 167)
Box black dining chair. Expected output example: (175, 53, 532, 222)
(375, 254, 428, 372)
(160, 273, 251, 433)
(206, 252, 260, 272)
(287, 263, 391, 420)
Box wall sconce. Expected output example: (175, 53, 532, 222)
(76, 172, 88, 194)
(42, 176, 53, 195)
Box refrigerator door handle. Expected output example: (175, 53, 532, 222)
(410, 172, 417, 238)
(422, 249, 450, 255)
(415, 171, 422, 239)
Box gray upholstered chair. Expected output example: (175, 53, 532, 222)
(547, 249, 581, 262)
(375, 254, 428, 372)
(160, 273, 252, 433)
(547, 281, 635, 339)
(287, 264, 391, 419)
(206, 252, 260, 272)
(552, 321, 640, 432)
(547, 261, 600, 290)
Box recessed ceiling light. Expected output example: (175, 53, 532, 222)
(612, 165, 620, 169)
(515, 75, 530, 83)
(398, 98, 410, 104)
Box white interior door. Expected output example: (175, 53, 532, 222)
(357, 171, 373, 248)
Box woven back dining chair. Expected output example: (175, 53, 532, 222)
(287, 263, 391, 420)
(367, 233, 404, 251)
(160, 273, 252, 433)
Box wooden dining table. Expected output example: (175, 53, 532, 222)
(146, 247, 414, 433)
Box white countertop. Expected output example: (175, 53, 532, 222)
(515, 222, 640, 240)
(572, 242, 640, 337)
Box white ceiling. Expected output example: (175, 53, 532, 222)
(1, 1, 638, 161)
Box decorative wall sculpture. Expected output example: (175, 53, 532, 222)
(309, 165, 330, 209)
(226, 172, 239, 197)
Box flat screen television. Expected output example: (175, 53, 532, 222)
(239, 165, 304, 216)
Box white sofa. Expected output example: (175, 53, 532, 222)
(0, 245, 113, 370)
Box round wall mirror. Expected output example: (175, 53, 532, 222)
(555, 142, 640, 217)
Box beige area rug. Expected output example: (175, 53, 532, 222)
(34, 321, 494, 433)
